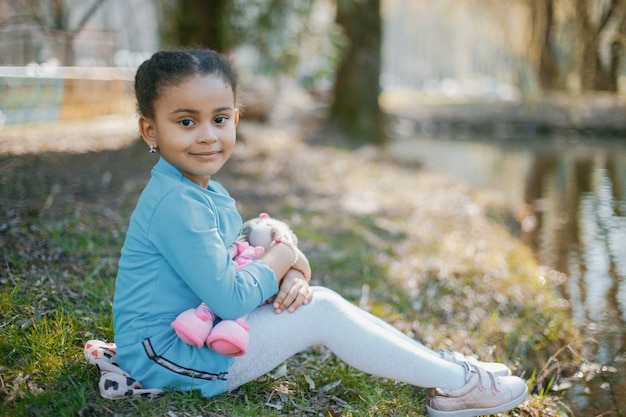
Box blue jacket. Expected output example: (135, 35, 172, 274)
(112, 158, 278, 396)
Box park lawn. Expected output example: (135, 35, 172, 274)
(0, 120, 578, 416)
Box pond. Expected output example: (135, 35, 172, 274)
(390, 133, 626, 416)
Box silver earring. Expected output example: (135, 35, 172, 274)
(149, 145, 157, 154)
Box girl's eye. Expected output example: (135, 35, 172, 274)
(179, 118, 194, 127)
(214, 116, 228, 124)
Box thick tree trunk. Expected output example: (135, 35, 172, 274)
(529, 0, 559, 89)
(596, 0, 626, 91)
(330, 0, 385, 144)
(164, 0, 231, 52)
(573, 0, 623, 91)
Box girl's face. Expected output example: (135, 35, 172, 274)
(139, 74, 239, 188)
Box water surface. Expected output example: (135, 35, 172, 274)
(391, 134, 626, 416)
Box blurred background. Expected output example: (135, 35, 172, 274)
(1, 0, 625, 415)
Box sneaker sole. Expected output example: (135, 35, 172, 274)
(426, 385, 528, 417)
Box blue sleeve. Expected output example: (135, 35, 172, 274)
(148, 188, 278, 319)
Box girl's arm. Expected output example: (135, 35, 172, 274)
(260, 244, 311, 283)
(150, 190, 278, 319)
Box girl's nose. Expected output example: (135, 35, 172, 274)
(199, 123, 218, 142)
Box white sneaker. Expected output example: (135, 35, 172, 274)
(439, 350, 511, 376)
(426, 362, 528, 417)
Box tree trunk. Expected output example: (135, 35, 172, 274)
(329, 0, 385, 144)
(573, 0, 624, 91)
(163, 0, 231, 52)
(529, 0, 559, 89)
(598, 0, 626, 91)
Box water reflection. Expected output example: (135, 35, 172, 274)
(391, 136, 626, 416)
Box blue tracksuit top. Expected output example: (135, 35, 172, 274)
(112, 157, 278, 396)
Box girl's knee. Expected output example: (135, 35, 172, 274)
(309, 286, 349, 310)
(310, 286, 339, 297)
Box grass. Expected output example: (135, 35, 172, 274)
(0, 121, 580, 416)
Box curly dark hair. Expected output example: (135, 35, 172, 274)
(134, 49, 239, 119)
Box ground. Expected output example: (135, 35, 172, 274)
(0, 103, 582, 416)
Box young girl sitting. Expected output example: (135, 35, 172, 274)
(110, 49, 528, 417)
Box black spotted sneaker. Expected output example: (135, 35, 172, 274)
(438, 350, 511, 376)
(426, 362, 528, 417)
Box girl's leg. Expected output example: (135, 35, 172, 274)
(226, 286, 466, 391)
(311, 287, 512, 377)
(313, 287, 438, 354)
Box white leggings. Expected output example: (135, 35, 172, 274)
(225, 287, 466, 391)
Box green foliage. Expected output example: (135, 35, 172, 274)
(160, 0, 344, 79)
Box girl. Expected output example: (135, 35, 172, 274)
(112, 49, 528, 417)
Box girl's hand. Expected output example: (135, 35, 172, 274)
(273, 269, 313, 314)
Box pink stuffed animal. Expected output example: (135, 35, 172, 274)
(171, 302, 250, 356)
(228, 212, 297, 269)
(171, 213, 297, 357)
(171, 303, 216, 348)
(240, 212, 298, 248)
(206, 318, 250, 356)
(170, 240, 260, 356)
(229, 240, 265, 271)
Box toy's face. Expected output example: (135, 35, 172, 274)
(247, 220, 275, 248)
(242, 217, 297, 249)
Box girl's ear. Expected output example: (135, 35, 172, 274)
(233, 108, 240, 127)
(138, 116, 157, 148)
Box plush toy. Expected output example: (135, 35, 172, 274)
(170, 245, 260, 356)
(240, 212, 298, 248)
(171, 303, 217, 348)
(228, 240, 265, 271)
(171, 213, 297, 357)
(171, 302, 251, 356)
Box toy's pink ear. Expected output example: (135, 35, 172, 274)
(259, 212, 269, 219)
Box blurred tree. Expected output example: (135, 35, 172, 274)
(527, 0, 559, 90)
(525, 0, 625, 91)
(161, 0, 385, 144)
(485, 0, 625, 92)
(329, 0, 385, 144)
(570, 0, 625, 91)
(9, 0, 107, 64)
(160, 0, 233, 52)
(160, 0, 317, 73)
